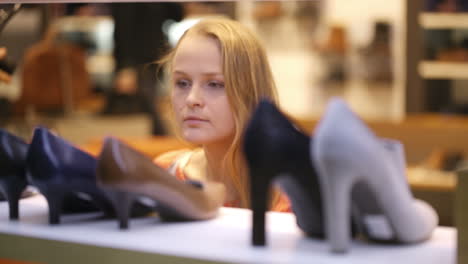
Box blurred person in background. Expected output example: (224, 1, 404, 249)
(102, 2, 184, 136)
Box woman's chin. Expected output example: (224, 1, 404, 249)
(181, 133, 210, 145)
(181, 129, 234, 146)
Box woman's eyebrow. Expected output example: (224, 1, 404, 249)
(201, 72, 223, 77)
(173, 70, 187, 75)
(173, 70, 223, 77)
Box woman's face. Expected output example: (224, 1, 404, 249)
(171, 34, 235, 146)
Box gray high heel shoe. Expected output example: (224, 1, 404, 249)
(313, 98, 438, 253)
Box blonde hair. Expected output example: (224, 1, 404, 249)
(159, 18, 279, 208)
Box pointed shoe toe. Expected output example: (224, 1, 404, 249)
(96, 137, 225, 229)
(402, 199, 438, 243)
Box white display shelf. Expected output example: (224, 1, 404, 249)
(419, 12, 468, 29)
(419, 61, 468, 79)
(0, 195, 456, 264)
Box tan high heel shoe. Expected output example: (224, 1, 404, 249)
(96, 137, 226, 229)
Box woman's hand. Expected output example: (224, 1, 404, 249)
(0, 47, 12, 84)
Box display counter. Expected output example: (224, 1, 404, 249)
(0, 195, 456, 264)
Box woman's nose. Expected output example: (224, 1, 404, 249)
(186, 83, 204, 108)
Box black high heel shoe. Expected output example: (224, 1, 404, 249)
(243, 99, 324, 246)
(26, 127, 114, 224)
(0, 129, 28, 220)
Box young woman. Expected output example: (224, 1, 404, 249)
(155, 17, 290, 212)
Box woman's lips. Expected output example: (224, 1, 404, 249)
(183, 116, 208, 125)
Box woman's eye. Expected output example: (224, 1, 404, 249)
(175, 79, 190, 89)
(207, 81, 225, 89)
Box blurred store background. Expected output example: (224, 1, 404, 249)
(0, 1, 404, 140)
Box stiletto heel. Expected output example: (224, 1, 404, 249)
(8, 195, 19, 220)
(4, 183, 23, 220)
(96, 137, 225, 229)
(244, 99, 324, 246)
(249, 167, 271, 246)
(0, 129, 29, 220)
(313, 98, 438, 253)
(318, 159, 355, 253)
(102, 188, 137, 229)
(41, 188, 65, 224)
(26, 127, 115, 224)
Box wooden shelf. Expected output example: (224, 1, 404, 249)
(419, 61, 468, 79)
(419, 12, 468, 29)
(80, 135, 192, 157)
(407, 167, 456, 191)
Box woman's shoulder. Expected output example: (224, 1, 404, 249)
(153, 148, 193, 169)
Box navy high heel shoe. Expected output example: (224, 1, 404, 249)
(0, 129, 28, 220)
(26, 127, 114, 224)
(243, 100, 324, 246)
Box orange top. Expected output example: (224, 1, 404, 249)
(154, 149, 291, 212)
